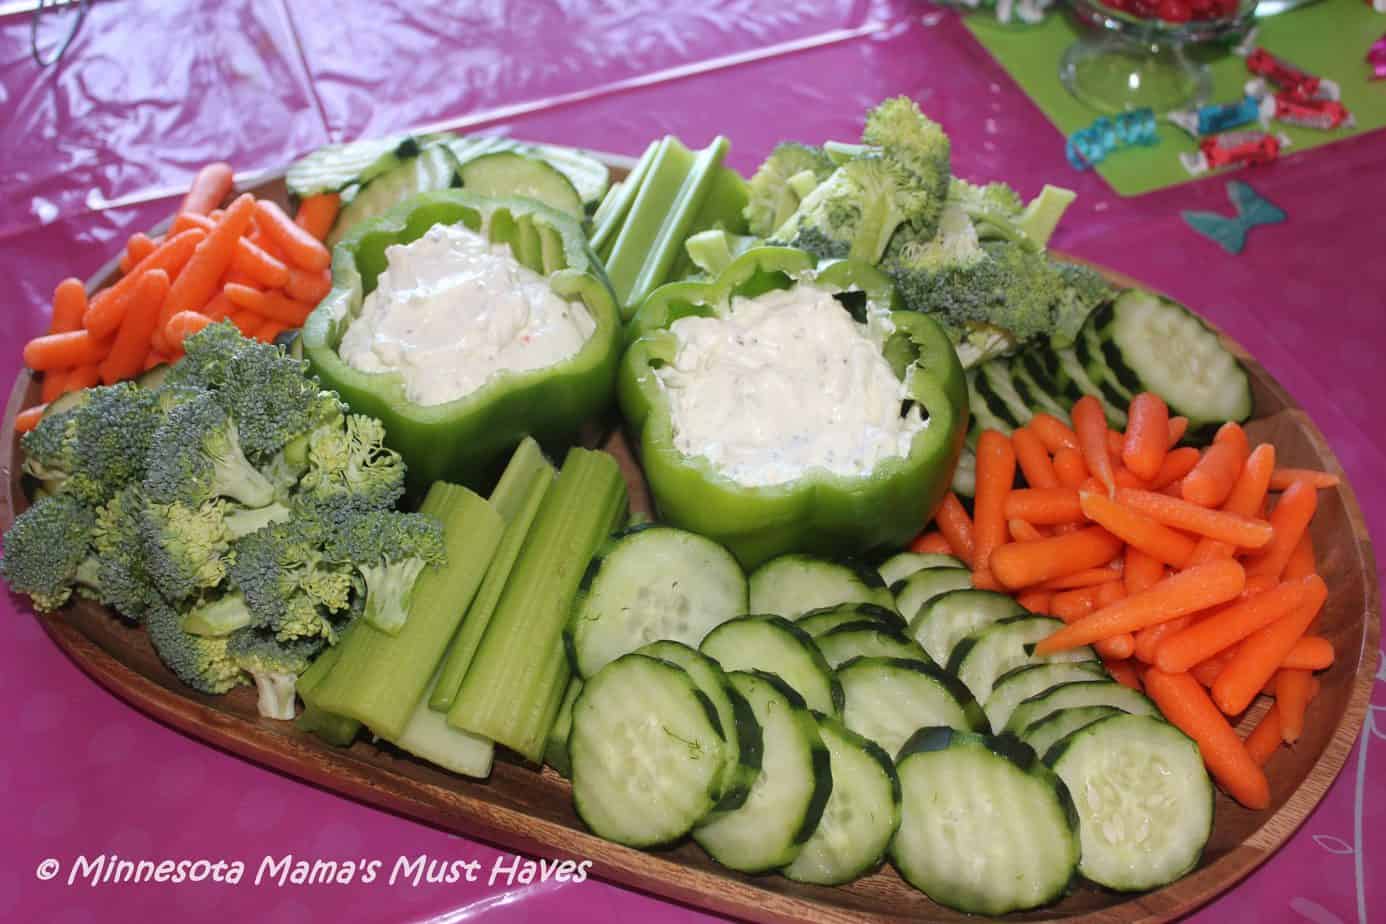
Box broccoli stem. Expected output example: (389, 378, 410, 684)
(360, 558, 429, 635)
(224, 503, 292, 539)
(250, 671, 299, 720)
(210, 447, 276, 509)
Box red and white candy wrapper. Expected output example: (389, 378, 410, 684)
(1180, 131, 1291, 176)
(1235, 30, 1338, 102)
(1245, 76, 1338, 104)
(1257, 94, 1355, 131)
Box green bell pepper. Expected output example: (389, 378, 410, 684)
(619, 246, 969, 569)
(302, 190, 621, 491)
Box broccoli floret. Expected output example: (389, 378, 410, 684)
(140, 499, 234, 603)
(20, 383, 162, 504)
(224, 502, 293, 539)
(181, 592, 255, 637)
(88, 485, 162, 621)
(143, 390, 275, 509)
(144, 600, 246, 695)
(948, 178, 1076, 252)
(744, 142, 836, 237)
(1050, 262, 1116, 350)
(296, 414, 405, 514)
(328, 510, 446, 635)
(0, 493, 96, 612)
(228, 628, 323, 720)
(862, 96, 951, 232)
(229, 515, 354, 644)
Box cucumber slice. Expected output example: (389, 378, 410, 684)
(814, 624, 931, 669)
(1076, 320, 1134, 409)
(1096, 289, 1252, 428)
(693, 671, 832, 873)
(543, 677, 582, 778)
(877, 552, 965, 587)
(287, 133, 419, 197)
(459, 151, 584, 220)
(1020, 344, 1082, 405)
(530, 142, 611, 209)
(908, 589, 1026, 667)
(569, 654, 725, 847)
(951, 444, 976, 499)
(327, 143, 459, 248)
(891, 728, 1079, 915)
(1048, 714, 1213, 891)
(701, 615, 842, 715)
(1009, 356, 1071, 423)
(638, 640, 761, 813)
(947, 614, 1099, 705)
(1005, 679, 1158, 734)
(983, 661, 1108, 733)
(966, 368, 1016, 435)
(749, 554, 895, 619)
(978, 359, 1034, 428)
(838, 657, 984, 757)
(781, 713, 900, 885)
(796, 603, 906, 638)
(1055, 347, 1128, 428)
(893, 568, 974, 624)
(567, 525, 747, 679)
(1020, 705, 1125, 761)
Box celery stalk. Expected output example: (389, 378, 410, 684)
(310, 484, 504, 740)
(296, 641, 362, 747)
(543, 677, 583, 778)
(387, 670, 495, 778)
(429, 438, 555, 712)
(669, 166, 752, 280)
(601, 138, 697, 314)
(590, 139, 659, 256)
(448, 448, 627, 762)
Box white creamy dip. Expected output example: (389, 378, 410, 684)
(654, 286, 927, 487)
(338, 222, 595, 406)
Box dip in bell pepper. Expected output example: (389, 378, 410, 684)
(302, 191, 621, 491)
(619, 246, 969, 568)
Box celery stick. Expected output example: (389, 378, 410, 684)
(429, 438, 555, 712)
(602, 138, 695, 313)
(296, 642, 362, 747)
(448, 448, 627, 762)
(669, 166, 751, 280)
(543, 677, 583, 778)
(311, 484, 504, 740)
(387, 670, 495, 778)
(590, 139, 659, 256)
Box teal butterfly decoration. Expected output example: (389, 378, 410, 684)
(1181, 181, 1286, 255)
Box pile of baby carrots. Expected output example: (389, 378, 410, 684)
(914, 392, 1341, 810)
(16, 163, 342, 433)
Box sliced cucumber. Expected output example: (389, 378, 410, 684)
(543, 677, 582, 778)
(570, 654, 726, 847)
(749, 554, 895, 619)
(287, 133, 419, 197)
(693, 671, 832, 873)
(1005, 679, 1158, 734)
(567, 526, 747, 679)
(1076, 320, 1134, 410)
(814, 624, 931, 669)
(909, 589, 1025, 667)
(459, 151, 583, 220)
(796, 603, 906, 638)
(877, 552, 965, 587)
(701, 615, 842, 715)
(839, 657, 984, 757)
(1048, 714, 1213, 891)
(893, 567, 972, 623)
(1019, 344, 1082, 406)
(781, 713, 900, 885)
(530, 142, 611, 210)
(983, 660, 1108, 734)
(327, 143, 459, 248)
(1055, 346, 1128, 428)
(890, 728, 1079, 915)
(947, 614, 1099, 705)
(1020, 705, 1126, 763)
(966, 368, 1016, 435)
(978, 359, 1034, 428)
(1094, 290, 1252, 428)
(1010, 356, 1071, 423)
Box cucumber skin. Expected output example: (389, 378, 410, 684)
(838, 656, 987, 739)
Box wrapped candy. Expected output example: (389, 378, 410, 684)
(1234, 31, 1339, 103)
(1167, 97, 1261, 138)
(1065, 108, 1159, 171)
(1180, 131, 1290, 176)
(1245, 79, 1354, 131)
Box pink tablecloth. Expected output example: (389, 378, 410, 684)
(2, 2, 1382, 922)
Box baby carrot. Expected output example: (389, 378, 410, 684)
(1283, 533, 1317, 581)
(99, 269, 169, 385)
(1012, 426, 1059, 489)
(1282, 635, 1333, 671)
(255, 199, 331, 271)
(910, 531, 953, 555)
(181, 162, 235, 215)
(165, 311, 215, 350)
(972, 430, 1015, 588)
(50, 277, 88, 334)
(223, 282, 267, 313)
(1037, 566, 1122, 591)
(1105, 658, 1144, 690)
(1150, 446, 1201, 490)
(1073, 396, 1115, 495)
(1212, 574, 1327, 716)
(1009, 519, 1045, 543)
(1079, 490, 1196, 569)
(230, 237, 291, 289)
(1123, 547, 1165, 596)
(934, 492, 976, 567)
(158, 193, 258, 345)
(1003, 487, 1083, 525)
(1035, 559, 1246, 655)
(1269, 468, 1339, 491)
(254, 320, 289, 343)
(1246, 480, 1317, 583)
(84, 228, 206, 339)
(1189, 443, 1276, 564)
(1275, 669, 1313, 744)
(23, 329, 110, 371)
(224, 310, 259, 337)
(1135, 614, 1194, 665)
(1029, 413, 1079, 453)
(1167, 416, 1189, 447)
(64, 364, 101, 393)
(120, 232, 158, 275)
(1183, 423, 1248, 507)
(1114, 487, 1273, 549)
(202, 293, 235, 323)
(1191, 648, 1236, 688)
(1017, 590, 1053, 613)
(1094, 581, 1135, 660)
(1051, 586, 1100, 623)
(14, 405, 46, 433)
(1144, 667, 1270, 809)
(1053, 448, 1089, 490)
(1244, 704, 1282, 767)
(254, 290, 315, 326)
(295, 192, 341, 241)
(1154, 577, 1314, 674)
(40, 370, 68, 404)
(171, 211, 217, 234)
(1106, 429, 1124, 461)
(990, 526, 1124, 590)
(283, 266, 333, 305)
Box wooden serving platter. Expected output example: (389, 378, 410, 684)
(1, 162, 1378, 924)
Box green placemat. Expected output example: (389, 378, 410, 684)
(965, 0, 1386, 196)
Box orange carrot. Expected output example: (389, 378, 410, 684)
(1135, 614, 1194, 665)
(64, 364, 101, 393)
(1105, 659, 1143, 690)
(225, 310, 260, 337)
(1154, 577, 1315, 674)
(143, 351, 171, 371)
(1112, 467, 1150, 490)
(1123, 547, 1164, 596)
(1017, 590, 1053, 613)
(934, 492, 976, 567)
(120, 232, 158, 275)
(171, 211, 217, 234)
(1189, 443, 1276, 564)
(230, 237, 291, 289)
(157, 194, 258, 347)
(1167, 416, 1189, 447)
(1212, 574, 1327, 716)
(1051, 586, 1100, 623)
(181, 162, 234, 215)
(1244, 704, 1282, 767)
(1144, 667, 1270, 809)
(910, 531, 953, 555)
(1246, 480, 1318, 583)
(23, 330, 110, 371)
(40, 370, 68, 404)
(254, 320, 289, 343)
(1283, 533, 1317, 581)
(1052, 448, 1089, 490)
(1034, 560, 1246, 655)
(50, 277, 88, 334)
(1122, 395, 1169, 480)
(1114, 487, 1273, 549)
(1073, 396, 1115, 495)
(1037, 566, 1122, 591)
(84, 228, 206, 339)
(255, 200, 331, 271)
(253, 290, 315, 326)
(1009, 519, 1045, 543)
(1106, 429, 1125, 460)
(1094, 581, 1135, 660)
(990, 526, 1124, 590)
(1182, 423, 1248, 507)
(284, 266, 333, 305)
(1003, 487, 1083, 525)
(223, 282, 267, 313)
(98, 269, 170, 385)
(1191, 649, 1236, 688)
(1282, 635, 1333, 671)
(164, 311, 215, 350)
(1150, 446, 1201, 490)
(972, 431, 1015, 588)
(14, 405, 46, 433)
(295, 192, 341, 241)
(1029, 413, 1079, 453)
(1269, 468, 1339, 491)
(1275, 669, 1313, 744)
(1012, 426, 1058, 489)
(202, 293, 235, 323)
(1078, 490, 1195, 568)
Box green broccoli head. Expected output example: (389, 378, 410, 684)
(0, 492, 96, 612)
(140, 499, 234, 603)
(862, 95, 951, 231)
(1050, 262, 1116, 349)
(948, 178, 1076, 252)
(744, 142, 836, 237)
(229, 514, 353, 644)
(144, 390, 275, 509)
(20, 383, 162, 504)
(227, 627, 323, 719)
(88, 485, 162, 622)
(327, 510, 446, 635)
(144, 600, 247, 695)
(296, 414, 405, 514)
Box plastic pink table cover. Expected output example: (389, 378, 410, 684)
(1, 2, 1383, 921)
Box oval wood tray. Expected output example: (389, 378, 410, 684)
(1, 161, 1378, 924)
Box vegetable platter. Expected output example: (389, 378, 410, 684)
(2, 154, 1379, 924)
